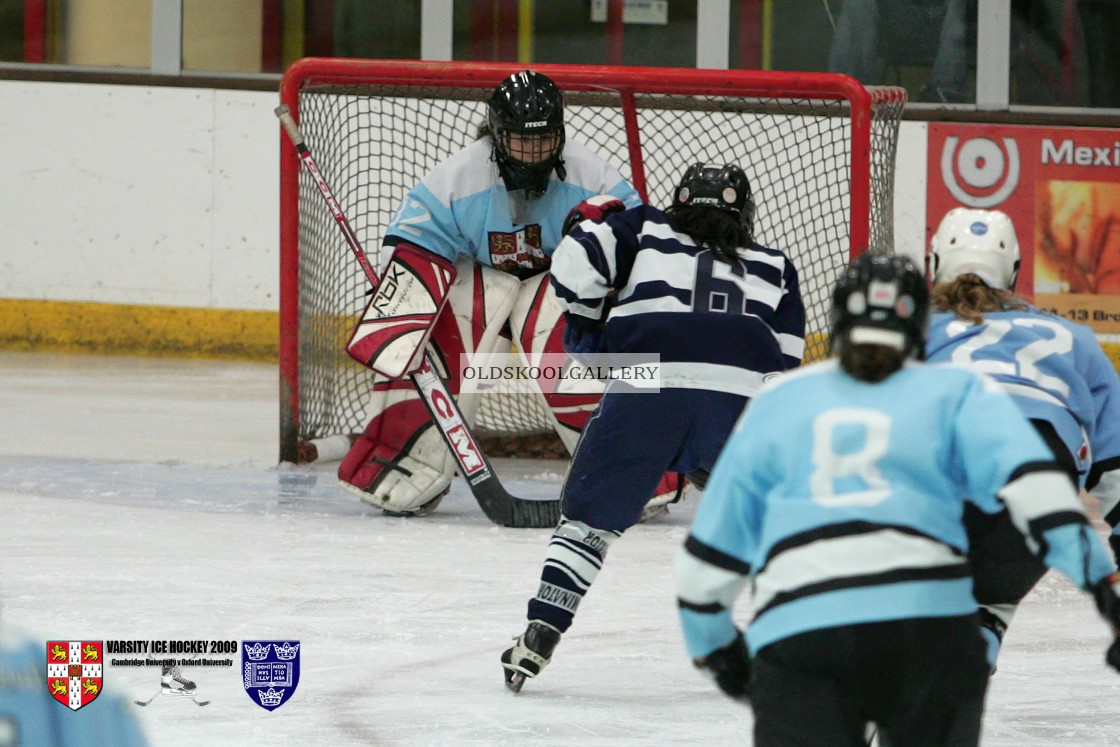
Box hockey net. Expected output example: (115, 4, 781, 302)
(278, 59, 906, 464)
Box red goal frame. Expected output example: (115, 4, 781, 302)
(277, 58, 905, 463)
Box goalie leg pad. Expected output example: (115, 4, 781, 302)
(338, 380, 457, 514)
(508, 273, 603, 455)
(340, 259, 523, 515)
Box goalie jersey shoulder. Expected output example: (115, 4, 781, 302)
(384, 139, 639, 266)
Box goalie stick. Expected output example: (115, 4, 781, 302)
(275, 104, 559, 529)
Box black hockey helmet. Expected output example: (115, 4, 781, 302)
(830, 252, 930, 359)
(672, 163, 755, 238)
(488, 70, 566, 194)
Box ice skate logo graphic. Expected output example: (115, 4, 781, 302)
(134, 663, 210, 707)
(242, 640, 300, 711)
(46, 641, 103, 711)
(941, 136, 1021, 208)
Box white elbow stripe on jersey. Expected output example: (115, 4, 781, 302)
(1088, 458, 1120, 528)
(751, 525, 966, 616)
(676, 536, 751, 613)
(999, 463, 1088, 547)
(777, 331, 806, 361)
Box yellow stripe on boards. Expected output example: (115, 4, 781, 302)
(0, 299, 277, 362)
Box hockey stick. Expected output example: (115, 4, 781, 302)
(134, 689, 160, 706)
(134, 690, 210, 707)
(276, 104, 560, 529)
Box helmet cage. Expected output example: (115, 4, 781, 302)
(487, 71, 566, 194)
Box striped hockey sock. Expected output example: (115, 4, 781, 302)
(527, 517, 620, 631)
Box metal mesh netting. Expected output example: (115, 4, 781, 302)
(286, 76, 904, 459)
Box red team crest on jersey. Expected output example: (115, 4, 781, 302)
(489, 225, 547, 274)
(46, 641, 103, 710)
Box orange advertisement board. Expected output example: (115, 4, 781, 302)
(927, 124, 1120, 335)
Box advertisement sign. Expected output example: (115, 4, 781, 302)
(928, 124, 1120, 336)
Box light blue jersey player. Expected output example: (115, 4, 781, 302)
(0, 624, 150, 747)
(675, 253, 1120, 747)
(926, 207, 1120, 666)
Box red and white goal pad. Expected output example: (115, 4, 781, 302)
(278, 58, 906, 464)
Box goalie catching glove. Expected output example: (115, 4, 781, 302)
(561, 194, 627, 237)
(693, 631, 752, 703)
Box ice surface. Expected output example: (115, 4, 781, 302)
(2, 351, 1119, 746)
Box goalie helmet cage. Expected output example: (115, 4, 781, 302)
(278, 58, 906, 464)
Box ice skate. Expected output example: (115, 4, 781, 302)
(161, 665, 197, 695)
(500, 620, 561, 693)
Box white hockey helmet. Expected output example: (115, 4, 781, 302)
(928, 208, 1021, 291)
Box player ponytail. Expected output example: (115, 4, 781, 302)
(666, 206, 750, 263)
(930, 273, 1028, 325)
(839, 344, 906, 383)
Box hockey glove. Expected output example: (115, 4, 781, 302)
(693, 631, 752, 703)
(561, 195, 627, 237)
(562, 315, 607, 367)
(1092, 571, 1120, 672)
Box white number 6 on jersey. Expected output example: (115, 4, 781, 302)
(810, 408, 892, 506)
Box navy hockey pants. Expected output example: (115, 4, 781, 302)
(751, 616, 989, 747)
(560, 385, 748, 532)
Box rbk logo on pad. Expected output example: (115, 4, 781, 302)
(242, 640, 300, 711)
(46, 641, 103, 711)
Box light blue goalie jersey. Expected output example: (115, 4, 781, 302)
(927, 309, 1120, 526)
(0, 627, 149, 747)
(675, 360, 1115, 658)
(549, 204, 806, 395)
(382, 138, 640, 276)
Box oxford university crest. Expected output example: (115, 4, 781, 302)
(242, 640, 300, 711)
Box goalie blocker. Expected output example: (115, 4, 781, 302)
(339, 245, 685, 517)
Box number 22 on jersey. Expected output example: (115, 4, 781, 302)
(944, 318, 1072, 398)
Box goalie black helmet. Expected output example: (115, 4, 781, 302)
(672, 162, 755, 237)
(830, 252, 930, 359)
(488, 70, 567, 194)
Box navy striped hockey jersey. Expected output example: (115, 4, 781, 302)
(549, 204, 805, 395)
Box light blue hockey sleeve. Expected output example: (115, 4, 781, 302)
(676, 407, 769, 658)
(1083, 337, 1120, 531)
(383, 182, 472, 263)
(0, 632, 150, 747)
(954, 372, 1116, 587)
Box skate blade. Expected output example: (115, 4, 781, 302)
(505, 670, 527, 693)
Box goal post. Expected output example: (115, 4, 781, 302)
(278, 58, 906, 464)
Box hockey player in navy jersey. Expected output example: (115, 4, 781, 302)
(336, 69, 684, 518)
(500, 162, 805, 692)
(926, 207, 1120, 671)
(676, 253, 1120, 747)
